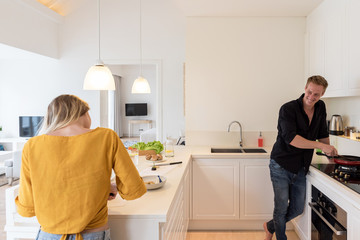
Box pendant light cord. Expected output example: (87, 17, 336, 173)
(98, 0, 101, 61)
(139, 0, 143, 76)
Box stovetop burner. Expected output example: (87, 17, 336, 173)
(334, 165, 360, 180)
(311, 163, 360, 194)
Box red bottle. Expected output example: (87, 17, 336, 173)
(258, 131, 263, 147)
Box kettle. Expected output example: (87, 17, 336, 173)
(329, 114, 344, 135)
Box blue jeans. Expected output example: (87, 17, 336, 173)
(266, 159, 306, 240)
(36, 229, 111, 240)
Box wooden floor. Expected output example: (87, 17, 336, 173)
(186, 230, 300, 240)
(1, 183, 299, 240)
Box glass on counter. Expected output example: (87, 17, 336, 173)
(128, 147, 139, 166)
(165, 140, 174, 157)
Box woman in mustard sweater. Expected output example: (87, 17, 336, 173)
(15, 94, 147, 240)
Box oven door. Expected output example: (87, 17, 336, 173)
(309, 202, 347, 240)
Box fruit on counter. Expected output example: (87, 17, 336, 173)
(130, 141, 164, 154)
(145, 154, 163, 161)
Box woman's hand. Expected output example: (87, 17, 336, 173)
(108, 183, 117, 201)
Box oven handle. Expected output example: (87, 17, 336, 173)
(308, 202, 347, 236)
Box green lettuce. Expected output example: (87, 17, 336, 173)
(130, 141, 164, 154)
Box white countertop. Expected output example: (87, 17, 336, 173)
(310, 153, 360, 211)
(108, 146, 192, 219)
(108, 145, 360, 219)
(108, 145, 271, 219)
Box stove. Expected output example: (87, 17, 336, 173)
(311, 163, 360, 194)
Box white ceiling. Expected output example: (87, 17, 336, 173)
(3, 0, 323, 58)
(172, 0, 324, 17)
(36, 0, 324, 17)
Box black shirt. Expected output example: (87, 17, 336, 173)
(270, 94, 329, 174)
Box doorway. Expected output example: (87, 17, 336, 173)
(100, 60, 163, 142)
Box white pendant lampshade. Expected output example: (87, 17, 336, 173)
(132, 0, 151, 94)
(83, 0, 115, 90)
(84, 61, 115, 90)
(132, 76, 151, 93)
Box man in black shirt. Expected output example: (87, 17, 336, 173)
(263, 75, 338, 240)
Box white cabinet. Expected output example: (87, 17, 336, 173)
(306, 0, 360, 97)
(162, 163, 190, 240)
(192, 158, 273, 223)
(240, 159, 273, 219)
(323, 0, 346, 97)
(348, 209, 360, 240)
(192, 158, 240, 220)
(347, 0, 360, 96)
(307, 14, 325, 78)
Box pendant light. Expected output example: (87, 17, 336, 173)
(84, 0, 115, 90)
(131, 0, 151, 94)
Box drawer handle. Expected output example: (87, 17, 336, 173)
(308, 202, 346, 236)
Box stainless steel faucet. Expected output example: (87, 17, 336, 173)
(228, 121, 243, 147)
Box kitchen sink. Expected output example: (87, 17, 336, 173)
(211, 148, 267, 153)
(211, 148, 243, 153)
(242, 148, 267, 153)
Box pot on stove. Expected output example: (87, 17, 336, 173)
(329, 114, 344, 135)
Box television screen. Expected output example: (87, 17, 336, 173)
(19, 116, 44, 137)
(125, 103, 147, 116)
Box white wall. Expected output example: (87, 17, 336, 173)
(0, 0, 185, 140)
(324, 97, 360, 130)
(185, 17, 306, 146)
(0, 0, 60, 59)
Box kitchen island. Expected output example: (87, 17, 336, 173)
(107, 146, 193, 240)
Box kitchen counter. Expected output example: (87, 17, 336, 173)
(108, 145, 360, 240)
(310, 153, 360, 210)
(107, 145, 272, 239)
(108, 147, 191, 217)
(292, 152, 360, 240)
(108, 145, 270, 216)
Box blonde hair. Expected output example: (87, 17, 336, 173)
(306, 75, 328, 92)
(38, 95, 90, 135)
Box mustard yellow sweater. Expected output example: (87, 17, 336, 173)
(15, 127, 146, 238)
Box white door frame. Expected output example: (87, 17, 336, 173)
(104, 59, 163, 141)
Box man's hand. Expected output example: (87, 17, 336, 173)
(319, 143, 338, 156)
(290, 135, 338, 156)
(108, 183, 117, 201)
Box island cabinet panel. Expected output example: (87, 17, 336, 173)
(108, 218, 161, 240)
(240, 160, 274, 219)
(161, 163, 191, 240)
(192, 159, 240, 220)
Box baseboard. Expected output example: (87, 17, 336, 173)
(292, 219, 308, 240)
(189, 220, 294, 231)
